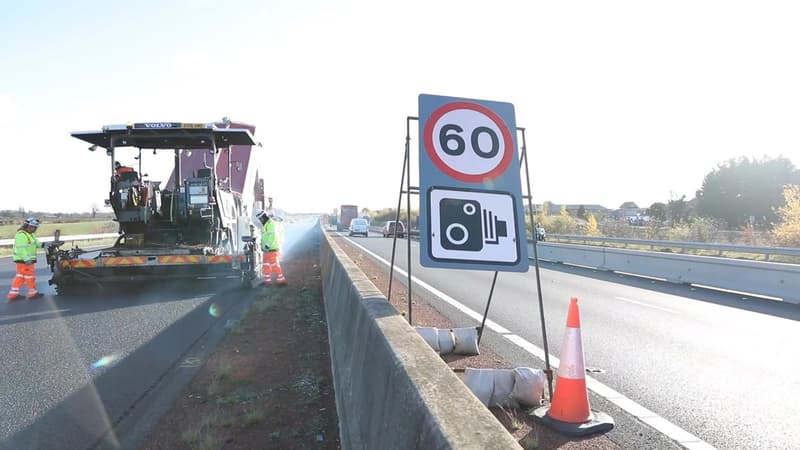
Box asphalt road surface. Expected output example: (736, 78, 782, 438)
(0, 220, 316, 450)
(344, 232, 800, 450)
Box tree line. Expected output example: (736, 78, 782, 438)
(538, 156, 800, 246)
(357, 156, 800, 246)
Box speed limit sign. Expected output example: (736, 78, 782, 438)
(418, 94, 528, 272)
(423, 101, 515, 183)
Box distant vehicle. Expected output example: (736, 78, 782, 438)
(339, 205, 358, 232)
(535, 225, 546, 242)
(382, 220, 406, 238)
(348, 218, 369, 237)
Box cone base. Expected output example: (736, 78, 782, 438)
(531, 406, 614, 437)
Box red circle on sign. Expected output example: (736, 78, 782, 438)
(423, 101, 514, 183)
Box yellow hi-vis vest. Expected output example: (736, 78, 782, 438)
(262, 220, 279, 252)
(13, 229, 41, 263)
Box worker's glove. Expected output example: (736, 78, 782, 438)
(42, 242, 50, 249)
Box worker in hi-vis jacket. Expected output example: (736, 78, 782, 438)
(7, 217, 47, 300)
(256, 209, 286, 285)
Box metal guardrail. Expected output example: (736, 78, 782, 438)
(0, 233, 118, 247)
(350, 226, 800, 303)
(362, 226, 798, 261)
(549, 234, 800, 260)
(532, 241, 800, 304)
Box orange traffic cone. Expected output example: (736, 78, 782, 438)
(532, 297, 614, 436)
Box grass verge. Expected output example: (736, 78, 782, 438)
(138, 233, 340, 450)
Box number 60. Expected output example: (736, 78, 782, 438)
(439, 124, 499, 158)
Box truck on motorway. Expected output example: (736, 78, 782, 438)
(46, 119, 267, 294)
(338, 205, 358, 232)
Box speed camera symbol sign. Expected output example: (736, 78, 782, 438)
(423, 101, 515, 183)
(429, 187, 521, 265)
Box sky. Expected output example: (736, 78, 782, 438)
(1, 0, 798, 214)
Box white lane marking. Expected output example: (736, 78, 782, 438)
(343, 235, 717, 450)
(344, 236, 511, 334)
(0, 309, 70, 322)
(690, 284, 782, 302)
(615, 296, 680, 314)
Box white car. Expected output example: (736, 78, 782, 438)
(349, 218, 369, 237)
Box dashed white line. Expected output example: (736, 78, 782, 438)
(343, 235, 717, 450)
(615, 296, 680, 314)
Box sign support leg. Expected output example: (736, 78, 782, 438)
(405, 116, 414, 325)
(389, 116, 418, 325)
(519, 127, 554, 400)
(477, 271, 499, 345)
(388, 128, 408, 306)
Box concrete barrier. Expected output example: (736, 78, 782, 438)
(532, 242, 800, 304)
(321, 230, 521, 449)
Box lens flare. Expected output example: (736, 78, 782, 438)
(90, 353, 122, 372)
(209, 303, 220, 317)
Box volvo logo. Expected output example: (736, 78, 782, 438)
(140, 122, 175, 128)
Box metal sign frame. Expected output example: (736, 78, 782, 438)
(387, 110, 555, 398)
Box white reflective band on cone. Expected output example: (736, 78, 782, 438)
(557, 327, 585, 380)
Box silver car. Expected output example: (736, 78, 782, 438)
(349, 218, 369, 237)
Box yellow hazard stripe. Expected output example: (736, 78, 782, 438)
(157, 255, 202, 264)
(207, 255, 233, 264)
(103, 257, 147, 266)
(60, 255, 233, 268)
(61, 260, 98, 268)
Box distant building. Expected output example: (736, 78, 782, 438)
(615, 201, 649, 224)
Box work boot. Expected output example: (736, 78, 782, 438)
(7, 293, 21, 301)
(27, 292, 44, 299)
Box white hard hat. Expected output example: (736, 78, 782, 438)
(24, 217, 41, 227)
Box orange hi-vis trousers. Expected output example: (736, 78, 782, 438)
(262, 251, 286, 284)
(8, 263, 38, 299)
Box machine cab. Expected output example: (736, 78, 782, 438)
(73, 122, 260, 249)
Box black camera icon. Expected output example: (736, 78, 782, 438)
(439, 198, 507, 252)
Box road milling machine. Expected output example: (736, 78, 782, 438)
(46, 119, 267, 293)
